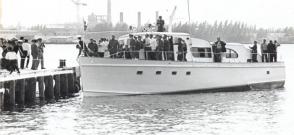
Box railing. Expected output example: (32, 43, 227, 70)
(81, 50, 283, 64)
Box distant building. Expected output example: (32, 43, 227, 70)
(87, 13, 107, 29)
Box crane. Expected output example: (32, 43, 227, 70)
(71, 0, 87, 24)
(168, 6, 177, 32)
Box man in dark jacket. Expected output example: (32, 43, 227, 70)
(37, 38, 45, 69)
(76, 37, 84, 57)
(87, 39, 98, 57)
(163, 35, 170, 60)
(31, 40, 39, 70)
(108, 35, 119, 58)
(214, 37, 226, 62)
(250, 41, 258, 62)
(129, 35, 137, 59)
(156, 16, 165, 32)
(267, 40, 276, 62)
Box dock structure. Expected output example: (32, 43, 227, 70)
(0, 67, 81, 111)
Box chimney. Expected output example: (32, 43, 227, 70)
(107, 0, 112, 23)
(155, 11, 159, 23)
(120, 12, 124, 23)
(137, 12, 141, 29)
(0, 0, 2, 28)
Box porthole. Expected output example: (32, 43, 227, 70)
(186, 71, 191, 75)
(156, 71, 162, 75)
(267, 71, 270, 74)
(137, 71, 143, 75)
(172, 71, 177, 75)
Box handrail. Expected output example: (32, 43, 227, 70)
(81, 50, 283, 63)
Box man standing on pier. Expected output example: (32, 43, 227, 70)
(20, 39, 31, 69)
(31, 40, 39, 70)
(37, 38, 45, 69)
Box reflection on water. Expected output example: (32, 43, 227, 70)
(0, 45, 294, 135)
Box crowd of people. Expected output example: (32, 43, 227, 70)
(250, 39, 280, 62)
(0, 37, 45, 74)
(77, 34, 188, 61)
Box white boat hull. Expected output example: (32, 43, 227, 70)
(78, 57, 285, 96)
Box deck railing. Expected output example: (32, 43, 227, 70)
(82, 50, 283, 63)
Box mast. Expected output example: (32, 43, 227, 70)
(187, 0, 192, 34)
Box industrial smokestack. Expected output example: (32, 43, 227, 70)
(155, 11, 159, 23)
(107, 0, 112, 23)
(120, 12, 124, 23)
(137, 12, 141, 29)
(0, 0, 2, 28)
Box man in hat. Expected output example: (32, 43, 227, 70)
(21, 39, 31, 69)
(37, 38, 45, 69)
(31, 39, 39, 70)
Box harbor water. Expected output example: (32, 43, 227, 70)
(1, 44, 294, 135)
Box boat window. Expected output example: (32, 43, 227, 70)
(191, 47, 212, 58)
(137, 71, 143, 75)
(172, 71, 177, 75)
(156, 71, 162, 75)
(186, 71, 191, 75)
(226, 49, 238, 58)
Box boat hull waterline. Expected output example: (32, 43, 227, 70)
(79, 57, 285, 96)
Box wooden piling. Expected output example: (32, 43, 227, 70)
(60, 74, 68, 98)
(53, 75, 60, 101)
(37, 77, 45, 101)
(25, 78, 36, 105)
(15, 79, 25, 107)
(8, 80, 16, 108)
(44, 76, 54, 102)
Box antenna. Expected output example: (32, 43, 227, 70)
(187, 0, 192, 34)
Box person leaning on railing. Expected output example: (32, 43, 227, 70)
(250, 41, 258, 62)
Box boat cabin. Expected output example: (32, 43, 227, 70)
(118, 32, 254, 63)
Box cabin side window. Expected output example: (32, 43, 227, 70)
(191, 47, 212, 58)
(226, 48, 238, 58)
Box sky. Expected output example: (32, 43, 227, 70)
(2, 0, 294, 29)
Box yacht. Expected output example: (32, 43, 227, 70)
(78, 32, 285, 96)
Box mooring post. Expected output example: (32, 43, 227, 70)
(25, 78, 36, 105)
(8, 80, 16, 108)
(16, 79, 25, 107)
(67, 73, 75, 97)
(60, 74, 68, 98)
(0, 82, 4, 112)
(37, 77, 45, 101)
(44, 76, 54, 103)
(53, 74, 60, 101)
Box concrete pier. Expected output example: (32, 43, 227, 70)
(0, 67, 80, 112)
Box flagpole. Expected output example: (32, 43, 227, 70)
(187, 0, 192, 35)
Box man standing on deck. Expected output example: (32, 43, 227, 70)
(37, 38, 46, 69)
(163, 35, 170, 61)
(150, 34, 157, 60)
(274, 40, 280, 62)
(143, 34, 151, 60)
(76, 37, 84, 57)
(108, 35, 119, 58)
(156, 16, 165, 32)
(214, 37, 226, 62)
(261, 39, 268, 62)
(267, 40, 276, 62)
